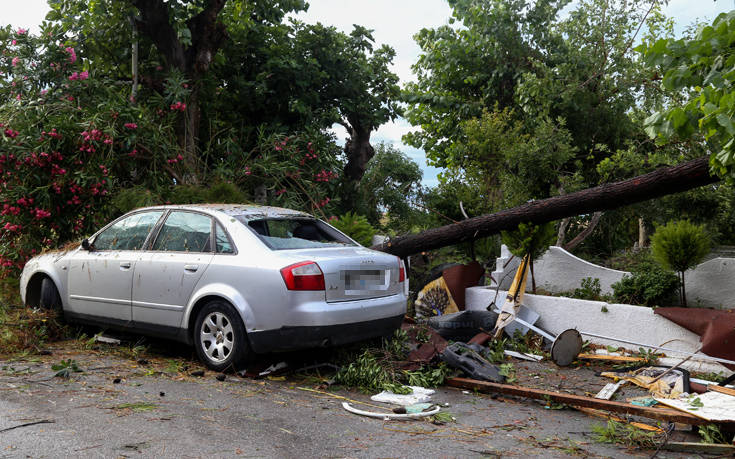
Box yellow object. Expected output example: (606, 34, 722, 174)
(414, 276, 459, 318)
(494, 255, 530, 338)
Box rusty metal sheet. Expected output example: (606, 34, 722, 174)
(441, 261, 485, 310)
(655, 307, 735, 370)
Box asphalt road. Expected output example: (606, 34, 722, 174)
(0, 344, 700, 458)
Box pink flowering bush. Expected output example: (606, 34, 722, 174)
(0, 25, 181, 276)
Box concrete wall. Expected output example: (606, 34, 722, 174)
(491, 246, 627, 295)
(465, 286, 732, 375)
(491, 246, 735, 309)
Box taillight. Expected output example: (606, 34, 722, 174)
(280, 261, 325, 291)
(398, 258, 405, 283)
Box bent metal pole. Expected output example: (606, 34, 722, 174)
(579, 331, 735, 367)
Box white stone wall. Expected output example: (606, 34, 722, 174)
(465, 286, 732, 375)
(491, 246, 735, 309)
(491, 246, 627, 295)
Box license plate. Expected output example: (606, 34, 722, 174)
(343, 269, 389, 294)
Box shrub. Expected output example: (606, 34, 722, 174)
(611, 262, 679, 306)
(501, 221, 556, 293)
(650, 220, 711, 306)
(572, 277, 606, 301)
(330, 212, 376, 247)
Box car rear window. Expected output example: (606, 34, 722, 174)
(236, 217, 356, 250)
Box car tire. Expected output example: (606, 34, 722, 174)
(39, 277, 62, 311)
(193, 300, 251, 372)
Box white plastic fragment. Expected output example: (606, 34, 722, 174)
(370, 386, 435, 406)
(341, 402, 440, 419)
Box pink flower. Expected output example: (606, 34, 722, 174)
(244, 166, 251, 176)
(68, 72, 79, 81)
(78, 70, 89, 80)
(124, 123, 137, 129)
(15, 94, 21, 101)
(65, 47, 77, 63)
(11, 39, 17, 45)
(16, 28, 27, 35)
(11, 57, 19, 67)
(275, 188, 286, 196)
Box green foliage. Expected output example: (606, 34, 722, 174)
(651, 220, 711, 274)
(651, 220, 711, 305)
(334, 349, 394, 392)
(592, 420, 658, 449)
(641, 10, 735, 178)
(52, 359, 82, 378)
(611, 262, 679, 307)
(330, 212, 376, 247)
(356, 143, 423, 230)
(403, 363, 451, 388)
(501, 222, 556, 261)
(572, 278, 607, 301)
(381, 382, 413, 395)
(698, 424, 727, 444)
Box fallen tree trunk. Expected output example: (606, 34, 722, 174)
(374, 157, 717, 258)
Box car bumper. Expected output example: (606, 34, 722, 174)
(247, 313, 404, 353)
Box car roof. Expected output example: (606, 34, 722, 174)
(134, 204, 313, 220)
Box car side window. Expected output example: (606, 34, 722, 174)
(93, 211, 164, 251)
(152, 211, 213, 252)
(215, 222, 234, 254)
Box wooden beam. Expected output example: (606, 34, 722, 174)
(708, 385, 735, 398)
(446, 377, 719, 425)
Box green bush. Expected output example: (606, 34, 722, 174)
(501, 221, 556, 293)
(330, 212, 376, 247)
(611, 262, 679, 307)
(650, 220, 711, 306)
(572, 277, 606, 301)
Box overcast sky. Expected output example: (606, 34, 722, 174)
(1, 0, 732, 187)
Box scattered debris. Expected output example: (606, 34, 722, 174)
(0, 419, 55, 434)
(370, 386, 435, 406)
(259, 361, 288, 377)
(504, 350, 543, 362)
(655, 391, 735, 422)
(441, 342, 504, 383)
(660, 442, 735, 455)
(341, 401, 440, 419)
(594, 381, 625, 400)
(578, 353, 644, 363)
(112, 377, 121, 384)
(215, 374, 226, 382)
(190, 370, 205, 377)
(446, 377, 717, 425)
(601, 366, 690, 398)
(95, 334, 121, 345)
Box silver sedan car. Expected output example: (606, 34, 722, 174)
(20, 205, 407, 371)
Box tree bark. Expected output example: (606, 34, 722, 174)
(638, 217, 648, 249)
(556, 217, 570, 246)
(563, 211, 603, 252)
(342, 116, 375, 184)
(131, 0, 228, 184)
(374, 157, 717, 258)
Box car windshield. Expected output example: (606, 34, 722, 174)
(236, 216, 356, 250)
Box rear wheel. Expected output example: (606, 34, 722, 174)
(193, 300, 251, 372)
(39, 277, 62, 311)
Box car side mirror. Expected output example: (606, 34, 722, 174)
(81, 238, 93, 251)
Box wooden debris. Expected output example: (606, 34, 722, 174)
(660, 442, 735, 455)
(708, 384, 735, 398)
(595, 381, 624, 400)
(446, 377, 718, 425)
(578, 354, 644, 363)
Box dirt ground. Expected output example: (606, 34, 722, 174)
(0, 334, 714, 459)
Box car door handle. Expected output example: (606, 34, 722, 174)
(120, 261, 131, 269)
(184, 264, 199, 272)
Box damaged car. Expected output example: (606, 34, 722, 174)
(20, 204, 407, 371)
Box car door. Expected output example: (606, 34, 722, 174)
(66, 210, 165, 323)
(131, 211, 215, 330)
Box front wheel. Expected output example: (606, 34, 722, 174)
(39, 277, 62, 311)
(193, 300, 251, 372)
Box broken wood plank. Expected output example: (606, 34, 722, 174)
(574, 407, 663, 432)
(578, 354, 644, 363)
(446, 377, 717, 425)
(595, 381, 624, 400)
(708, 384, 735, 398)
(660, 442, 735, 455)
